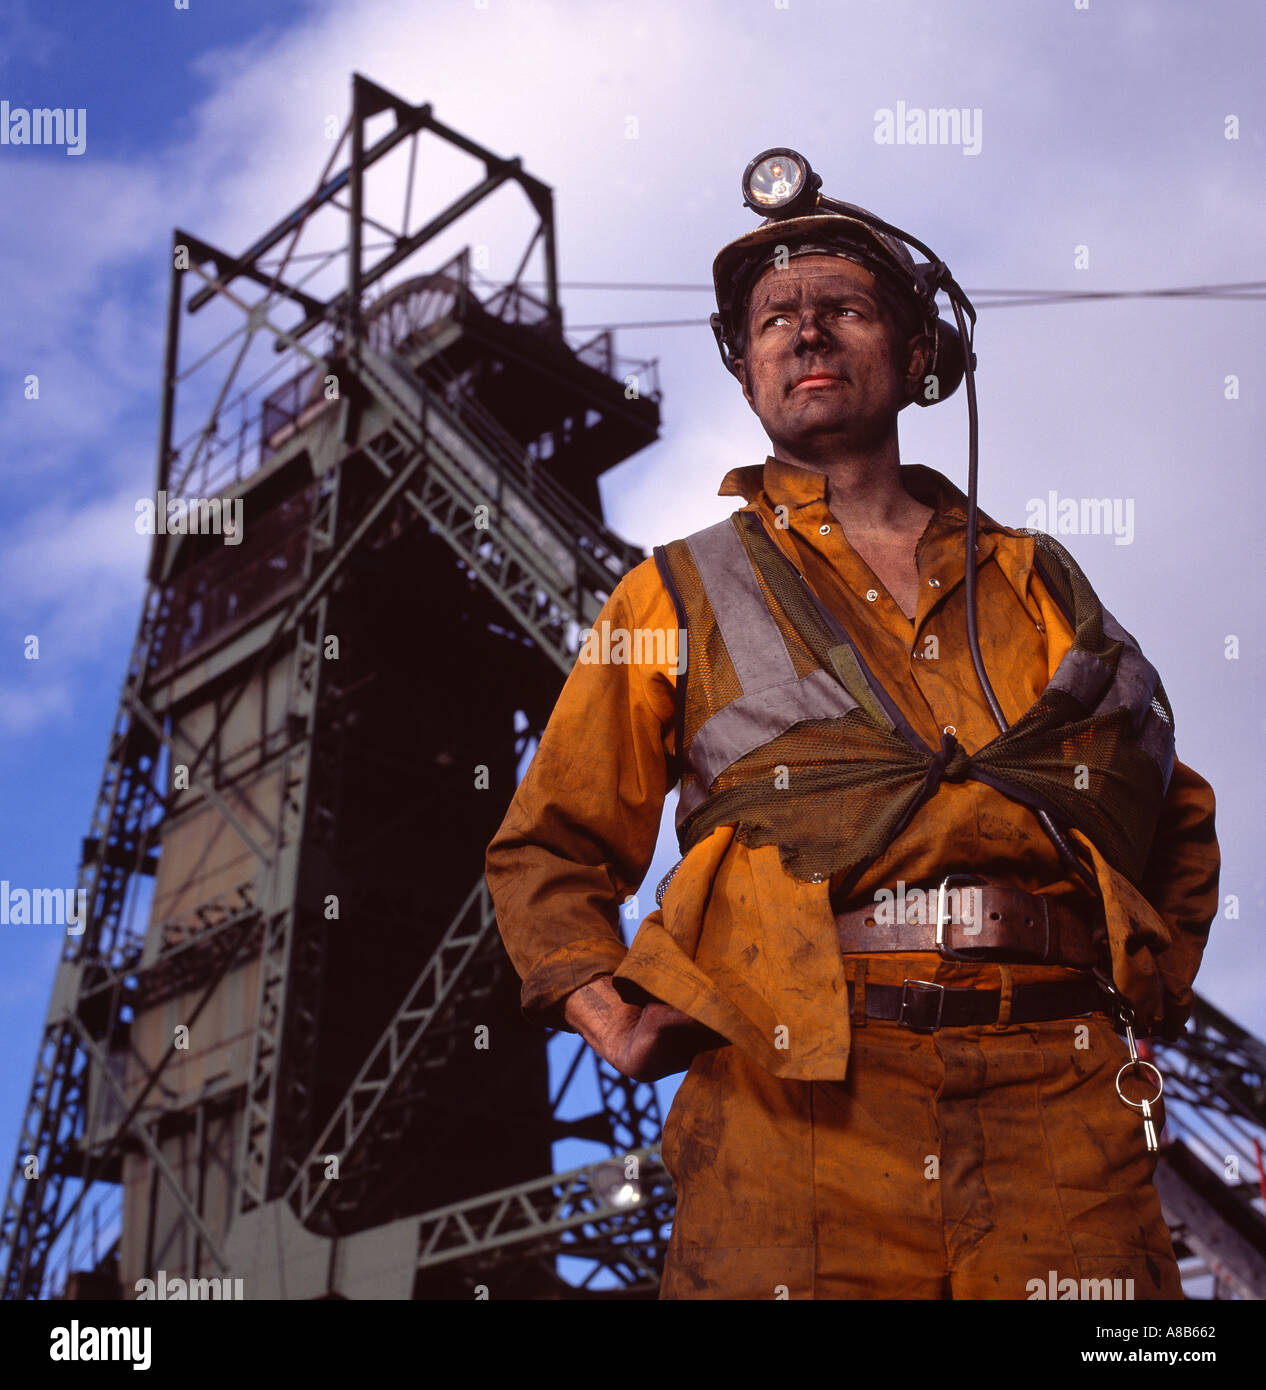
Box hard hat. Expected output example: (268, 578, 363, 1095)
(711, 205, 931, 373)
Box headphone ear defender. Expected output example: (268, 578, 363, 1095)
(904, 260, 974, 406)
(709, 311, 740, 377)
(911, 316, 966, 408)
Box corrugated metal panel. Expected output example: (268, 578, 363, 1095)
(118, 1103, 245, 1293)
(218, 656, 292, 774)
(148, 765, 282, 931)
(119, 1150, 154, 1294)
(128, 958, 262, 1109)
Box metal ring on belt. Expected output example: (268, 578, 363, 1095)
(835, 873, 1102, 967)
(849, 976, 1107, 1033)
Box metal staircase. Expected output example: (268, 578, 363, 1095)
(351, 340, 643, 674)
(1152, 995, 1266, 1297)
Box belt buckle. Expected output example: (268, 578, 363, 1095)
(898, 979, 946, 1032)
(934, 872, 988, 961)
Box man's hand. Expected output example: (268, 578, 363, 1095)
(562, 976, 727, 1082)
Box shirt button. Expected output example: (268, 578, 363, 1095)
(865, 588, 879, 602)
(928, 578, 941, 588)
(819, 524, 831, 535)
(912, 651, 923, 660)
(1035, 620, 1046, 633)
(943, 725, 957, 737)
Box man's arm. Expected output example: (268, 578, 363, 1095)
(563, 976, 726, 1082)
(1141, 756, 1220, 1039)
(485, 559, 720, 1075)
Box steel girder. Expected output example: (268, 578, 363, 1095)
(414, 1145, 674, 1295)
(0, 587, 169, 1298)
(0, 72, 649, 1301)
(236, 464, 342, 1215)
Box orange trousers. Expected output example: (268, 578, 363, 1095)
(658, 957, 1183, 1300)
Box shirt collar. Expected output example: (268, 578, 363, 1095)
(718, 455, 1024, 536)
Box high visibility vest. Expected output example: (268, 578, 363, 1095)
(652, 508, 1175, 900)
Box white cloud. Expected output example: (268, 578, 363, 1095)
(0, 486, 149, 735)
(3, 487, 147, 607)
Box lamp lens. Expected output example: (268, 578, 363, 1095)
(592, 1159, 642, 1208)
(746, 153, 806, 208)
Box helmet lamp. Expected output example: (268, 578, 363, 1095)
(741, 148, 819, 217)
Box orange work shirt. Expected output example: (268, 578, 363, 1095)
(484, 457, 1220, 1079)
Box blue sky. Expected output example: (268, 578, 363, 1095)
(1, 0, 1263, 1277)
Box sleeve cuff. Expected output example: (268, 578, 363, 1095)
(519, 938, 631, 1032)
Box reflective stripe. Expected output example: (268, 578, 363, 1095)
(1047, 609, 1173, 789)
(665, 510, 1173, 888)
(686, 517, 795, 693)
(1100, 609, 1174, 788)
(1047, 647, 1112, 706)
(1137, 710, 1176, 790)
(1100, 608, 1161, 719)
(679, 517, 857, 826)
(677, 669, 858, 824)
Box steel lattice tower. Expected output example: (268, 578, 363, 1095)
(3, 74, 1265, 1303)
(2, 75, 671, 1301)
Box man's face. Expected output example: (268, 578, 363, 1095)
(733, 254, 929, 456)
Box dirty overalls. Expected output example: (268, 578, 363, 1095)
(648, 463, 1190, 1300)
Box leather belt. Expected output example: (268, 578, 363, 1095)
(848, 976, 1106, 1033)
(835, 874, 1101, 967)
